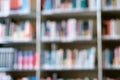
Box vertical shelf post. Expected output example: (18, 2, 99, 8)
(97, 0, 102, 80)
(36, 0, 41, 79)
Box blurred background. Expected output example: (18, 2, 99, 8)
(0, 0, 120, 80)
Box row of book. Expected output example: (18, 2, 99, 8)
(0, 72, 98, 80)
(40, 73, 97, 80)
(0, 20, 34, 42)
(42, 19, 93, 42)
(16, 76, 36, 80)
(0, 0, 31, 16)
(0, 73, 36, 80)
(102, 0, 120, 9)
(41, 77, 98, 80)
(0, 73, 12, 80)
(102, 19, 120, 39)
(42, 47, 96, 69)
(0, 48, 38, 70)
(103, 46, 120, 69)
(103, 78, 120, 80)
(42, 0, 96, 11)
(0, 0, 9, 16)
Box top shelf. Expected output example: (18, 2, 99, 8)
(41, 9, 96, 18)
(0, 13, 36, 19)
(9, 13, 36, 19)
(102, 8, 120, 13)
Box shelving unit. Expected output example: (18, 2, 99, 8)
(1, 0, 120, 80)
(40, 0, 99, 80)
(0, 0, 40, 79)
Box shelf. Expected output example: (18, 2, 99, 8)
(102, 8, 120, 12)
(42, 38, 97, 43)
(0, 13, 9, 18)
(0, 40, 36, 44)
(103, 68, 120, 71)
(42, 9, 96, 18)
(9, 13, 36, 19)
(0, 68, 36, 72)
(41, 68, 97, 71)
(102, 8, 120, 17)
(0, 13, 36, 19)
(102, 36, 120, 41)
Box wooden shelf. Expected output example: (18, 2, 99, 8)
(103, 68, 120, 71)
(9, 13, 36, 19)
(0, 13, 36, 19)
(41, 38, 97, 43)
(0, 68, 36, 72)
(102, 36, 120, 41)
(42, 9, 96, 18)
(0, 40, 36, 44)
(42, 39, 97, 43)
(41, 68, 97, 71)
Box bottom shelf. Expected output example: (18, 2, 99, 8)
(0, 68, 36, 72)
(0, 72, 36, 80)
(41, 67, 97, 71)
(103, 69, 120, 79)
(40, 73, 98, 80)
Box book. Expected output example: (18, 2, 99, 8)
(116, 0, 120, 9)
(66, 18, 77, 41)
(41, 0, 44, 10)
(10, 0, 21, 9)
(103, 0, 120, 9)
(0, 73, 13, 80)
(72, 0, 77, 8)
(103, 49, 113, 68)
(42, 19, 93, 42)
(102, 46, 120, 69)
(89, 0, 96, 10)
(10, 0, 31, 14)
(9, 20, 34, 41)
(17, 0, 31, 14)
(44, 0, 52, 10)
(0, 20, 34, 42)
(0, 48, 37, 70)
(0, 0, 10, 16)
(42, 0, 96, 11)
(102, 19, 120, 38)
(42, 47, 96, 69)
(80, 0, 88, 9)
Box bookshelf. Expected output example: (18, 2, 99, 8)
(0, 0, 39, 80)
(1, 0, 120, 80)
(102, 0, 120, 80)
(41, 0, 99, 80)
